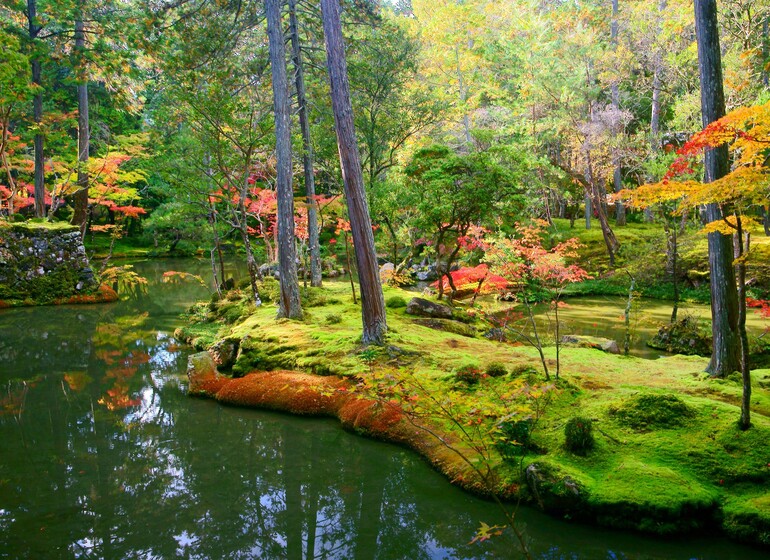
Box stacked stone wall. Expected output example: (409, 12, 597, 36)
(0, 222, 100, 303)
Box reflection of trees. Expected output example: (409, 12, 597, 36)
(3, 258, 762, 560)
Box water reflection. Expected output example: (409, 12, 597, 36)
(0, 259, 764, 559)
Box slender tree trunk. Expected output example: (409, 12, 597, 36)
(611, 0, 625, 226)
(267, 0, 302, 319)
(734, 221, 751, 429)
(71, 9, 89, 235)
(321, 0, 387, 344)
(289, 0, 322, 288)
(586, 156, 619, 266)
(762, 15, 769, 89)
(669, 224, 679, 323)
(584, 192, 592, 230)
(28, 0, 45, 218)
(762, 206, 770, 236)
(647, 0, 666, 226)
(695, 0, 742, 377)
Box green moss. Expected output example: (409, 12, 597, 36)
(184, 279, 770, 544)
(609, 393, 697, 430)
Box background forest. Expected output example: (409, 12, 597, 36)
(1, 0, 769, 317)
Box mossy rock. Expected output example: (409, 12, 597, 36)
(609, 393, 696, 430)
(411, 317, 477, 338)
(647, 315, 712, 356)
(525, 461, 590, 517)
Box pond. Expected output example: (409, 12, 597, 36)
(0, 258, 764, 559)
(476, 295, 767, 360)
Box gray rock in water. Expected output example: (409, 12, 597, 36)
(405, 297, 453, 319)
(561, 335, 620, 354)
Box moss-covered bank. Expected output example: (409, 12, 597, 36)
(0, 221, 117, 306)
(179, 281, 770, 548)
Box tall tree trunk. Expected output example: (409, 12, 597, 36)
(611, 0, 625, 226)
(71, 9, 89, 235)
(267, 0, 303, 320)
(28, 0, 45, 218)
(647, 2, 665, 226)
(321, 0, 387, 345)
(695, 0, 741, 377)
(289, 0, 322, 288)
(762, 14, 769, 89)
(734, 221, 751, 429)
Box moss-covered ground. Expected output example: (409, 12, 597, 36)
(178, 278, 770, 547)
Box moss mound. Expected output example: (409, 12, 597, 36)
(609, 393, 696, 430)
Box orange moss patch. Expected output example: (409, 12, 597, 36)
(190, 366, 505, 498)
(58, 284, 119, 305)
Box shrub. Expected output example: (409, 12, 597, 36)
(564, 416, 594, 455)
(485, 362, 508, 377)
(454, 363, 483, 384)
(496, 418, 534, 458)
(325, 313, 342, 325)
(386, 295, 407, 309)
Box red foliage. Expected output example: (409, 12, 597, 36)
(431, 264, 508, 294)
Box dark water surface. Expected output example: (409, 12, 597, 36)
(0, 259, 763, 559)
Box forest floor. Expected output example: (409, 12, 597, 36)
(179, 279, 770, 548)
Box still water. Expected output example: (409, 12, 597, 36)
(0, 259, 764, 559)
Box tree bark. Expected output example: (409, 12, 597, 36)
(695, 0, 742, 377)
(267, 0, 303, 320)
(611, 0, 625, 226)
(734, 222, 751, 429)
(289, 0, 322, 288)
(321, 0, 387, 345)
(28, 0, 45, 218)
(71, 9, 89, 235)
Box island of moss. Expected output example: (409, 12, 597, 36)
(179, 280, 770, 548)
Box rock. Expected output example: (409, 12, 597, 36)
(379, 262, 395, 275)
(647, 316, 712, 356)
(411, 318, 476, 338)
(561, 335, 620, 354)
(187, 351, 220, 394)
(525, 462, 587, 516)
(405, 297, 453, 319)
(484, 328, 507, 342)
(209, 337, 239, 369)
(415, 269, 437, 282)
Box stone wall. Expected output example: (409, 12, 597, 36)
(0, 222, 101, 304)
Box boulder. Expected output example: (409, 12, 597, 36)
(405, 297, 453, 319)
(209, 337, 239, 369)
(561, 335, 620, 354)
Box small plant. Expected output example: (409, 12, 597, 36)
(495, 418, 533, 458)
(454, 363, 483, 384)
(325, 313, 342, 325)
(386, 295, 407, 309)
(485, 362, 508, 378)
(564, 416, 594, 455)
